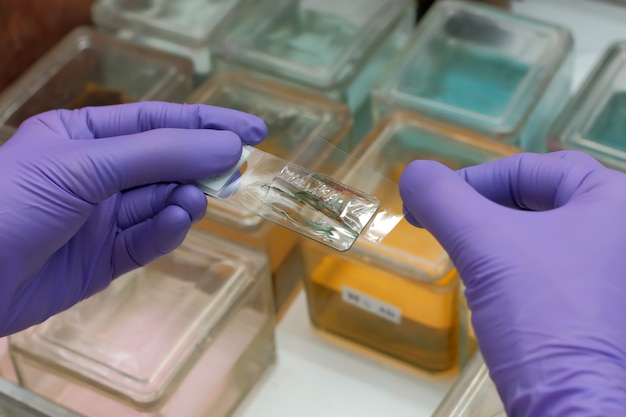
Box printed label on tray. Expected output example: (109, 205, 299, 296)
(341, 286, 401, 324)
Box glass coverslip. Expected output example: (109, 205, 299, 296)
(194, 146, 387, 252)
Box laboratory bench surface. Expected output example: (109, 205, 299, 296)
(230, 1, 626, 416)
(0, 1, 625, 416)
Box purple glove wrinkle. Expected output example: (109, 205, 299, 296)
(400, 151, 626, 416)
(0, 102, 267, 336)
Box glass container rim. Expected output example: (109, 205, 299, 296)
(91, 0, 250, 47)
(0, 26, 193, 131)
(211, 0, 412, 90)
(548, 41, 626, 169)
(8, 229, 265, 409)
(373, 0, 574, 137)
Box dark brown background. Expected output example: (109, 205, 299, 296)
(0, 0, 96, 92)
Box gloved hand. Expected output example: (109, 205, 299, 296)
(400, 151, 626, 416)
(0, 102, 267, 337)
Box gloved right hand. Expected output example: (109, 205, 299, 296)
(0, 102, 267, 337)
(400, 151, 626, 416)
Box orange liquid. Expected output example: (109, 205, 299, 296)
(302, 213, 460, 372)
(70, 82, 131, 108)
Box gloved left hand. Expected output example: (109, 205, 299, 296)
(0, 102, 267, 336)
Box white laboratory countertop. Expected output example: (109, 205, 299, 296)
(231, 2, 626, 417)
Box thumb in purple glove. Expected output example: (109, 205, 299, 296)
(0, 102, 267, 336)
(400, 151, 626, 417)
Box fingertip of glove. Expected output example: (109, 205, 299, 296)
(399, 160, 470, 230)
(189, 103, 268, 145)
(241, 114, 268, 145)
(402, 204, 424, 228)
(171, 128, 243, 176)
(201, 129, 244, 167)
(212, 129, 244, 150)
(153, 205, 193, 253)
(399, 160, 448, 199)
(398, 163, 439, 229)
(170, 185, 208, 224)
(113, 206, 193, 277)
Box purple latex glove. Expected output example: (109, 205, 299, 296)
(400, 151, 626, 416)
(0, 102, 267, 337)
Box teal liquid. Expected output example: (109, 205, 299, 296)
(585, 92, 626, 152)
(400, 42, 531, 119)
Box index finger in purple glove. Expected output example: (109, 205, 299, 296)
(400, 151, 605, 229)
(399, 160, 498, 252)
(60, 128, 245, 203)
(52, 102, 268, 145)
